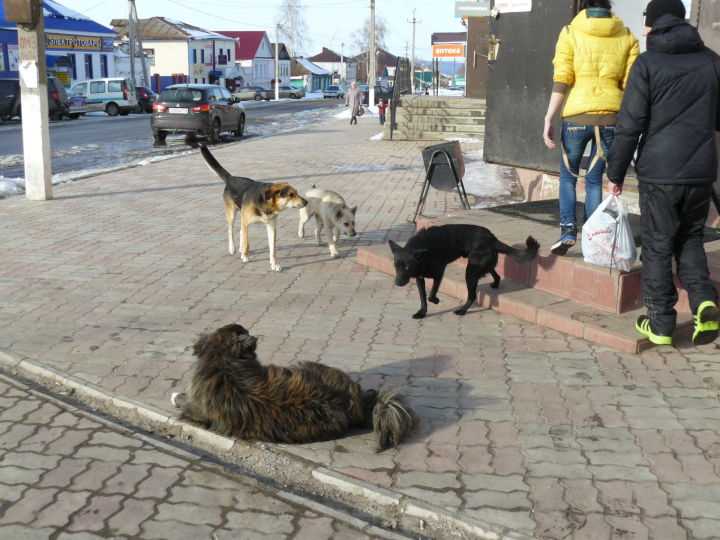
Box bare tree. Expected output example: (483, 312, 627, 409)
(351, 16, 388, 55)
(276, 0, 308, 57)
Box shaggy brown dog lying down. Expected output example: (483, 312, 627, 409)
(171, 324, 416, 451)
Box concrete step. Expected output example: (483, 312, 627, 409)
(397, 108, 487, 118)
(399, 96, 486, 109)
(356, 244, 693, 354)
(397, 114, 486, 126)
(389, 130, 485, 142)
(398, 124, 485, 134)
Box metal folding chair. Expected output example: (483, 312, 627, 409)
(413, 141, 471, 222)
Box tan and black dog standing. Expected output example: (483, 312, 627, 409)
(200, 145, 307, 271)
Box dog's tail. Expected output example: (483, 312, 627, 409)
(199, 144, 233, 184)
(370, 390, 416, 452)
(494, 236, 540, 263)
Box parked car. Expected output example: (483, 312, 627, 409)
(278, 85, 304, 99)
(0, 77, 69, 121)
(151, 84, 246, 146)
(136, 86, 156, 113)
(70, 78, 137, 116)
(323, 85, 345, 99)
(359, 84, 392, 105)
(233, 85, 271, 101)
(66, 94, 89, 119)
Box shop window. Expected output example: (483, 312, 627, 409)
(192, 49, 197, 64)
(84, 54, 93, 79)
(70, 53, 77, 80)
(100, 55, 108, 78)
(201, 50, 205, 64)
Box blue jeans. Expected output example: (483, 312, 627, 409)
(559, 122, 615, 240)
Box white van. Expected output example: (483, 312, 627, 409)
(70, 78, 138, 116)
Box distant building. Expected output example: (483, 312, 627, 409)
(307, 47, 356, 83)
(291, 58, 331, 92)
(0, 0, 116, 86)
(270, 42, 291, 86)
(217, 31, 274, 89)
(352, 48, 398, 83)
(112, 17, 236, 91)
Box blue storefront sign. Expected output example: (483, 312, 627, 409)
(0, 0, 115, 82)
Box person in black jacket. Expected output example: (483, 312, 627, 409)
(607, 0, 720, 347)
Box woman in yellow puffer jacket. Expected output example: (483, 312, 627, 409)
(542, 0, 639, 256)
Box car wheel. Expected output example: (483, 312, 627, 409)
(106, 103, 120, 117)
(255, 95, 262, 101)
(153, 130, 167, 147)
(233, 115, 245, 138)
(69, 114, 80, 120)
(207, 119, 222, 145)
(290, 94, 296, 99)
(119, 110, 129, 116)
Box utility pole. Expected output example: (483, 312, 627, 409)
(408, 9, 420, 94)
(340, 41, 344, 83)
(368, 0, 376, 109)
(128, 0, 149, 89)
(9, 0, 52, 200)
(275, 24, 281, 101)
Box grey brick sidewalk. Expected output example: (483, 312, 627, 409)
(0, 373, 391, 539)
(2, 115, 720, 539)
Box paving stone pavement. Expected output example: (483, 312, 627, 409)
(0, 374, 395, 539)
(2, 115, 720, 539)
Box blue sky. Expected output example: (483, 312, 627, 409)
(60, 0, 466, 60)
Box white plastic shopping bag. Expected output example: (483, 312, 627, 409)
(581, 195, 637, 272)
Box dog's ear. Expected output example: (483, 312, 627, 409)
(388, 240, 402, 254)
(193, 332, 213, 358)
(350, 206, 357, 215)
(230, 334, 258, 356)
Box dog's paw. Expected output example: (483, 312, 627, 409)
(429, 296, 440, 304)
(270, 263, 283, 272)
(412, 311, 427, 320)
(228, 247, 236, 255)
(454, 308, 468, 316)
(241, 255, 249, 263)
(330, 250, 339, 258)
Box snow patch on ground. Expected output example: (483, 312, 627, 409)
(303, 91, 324, 100)
(445, 136, 482, 144)
(332, 163, 401, 173)
(461, 152, 518, 208)
(370, 132, 384, 141)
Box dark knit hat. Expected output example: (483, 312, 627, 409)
(645, 0, 687, 27)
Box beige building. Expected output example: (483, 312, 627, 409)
(111, 17, 237, 91)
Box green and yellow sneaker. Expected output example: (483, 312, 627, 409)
(636, 316, 673, 346)
(693, 301, 720, 346)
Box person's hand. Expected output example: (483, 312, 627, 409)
(609, 182, 623, 196)
(543, 118, 556, 150)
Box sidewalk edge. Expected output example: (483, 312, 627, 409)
(0, 349, 533, 540)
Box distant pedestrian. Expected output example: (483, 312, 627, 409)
(607, 0, 720, 347)
(345, 82, 363, 126)
(543, 0, 639, 256)
(378, 98, 388, 125)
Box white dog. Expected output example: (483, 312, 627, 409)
(298, 187, 357, 257)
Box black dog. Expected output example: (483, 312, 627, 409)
(389, 224, 540, 319)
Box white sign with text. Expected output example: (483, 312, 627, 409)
(494, 0, 532, 14)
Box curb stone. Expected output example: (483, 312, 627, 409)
(0, 349, 533, 540)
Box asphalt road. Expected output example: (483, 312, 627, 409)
(0, 98, 342, 179)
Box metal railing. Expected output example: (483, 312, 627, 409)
(389, 57, 412, 141)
